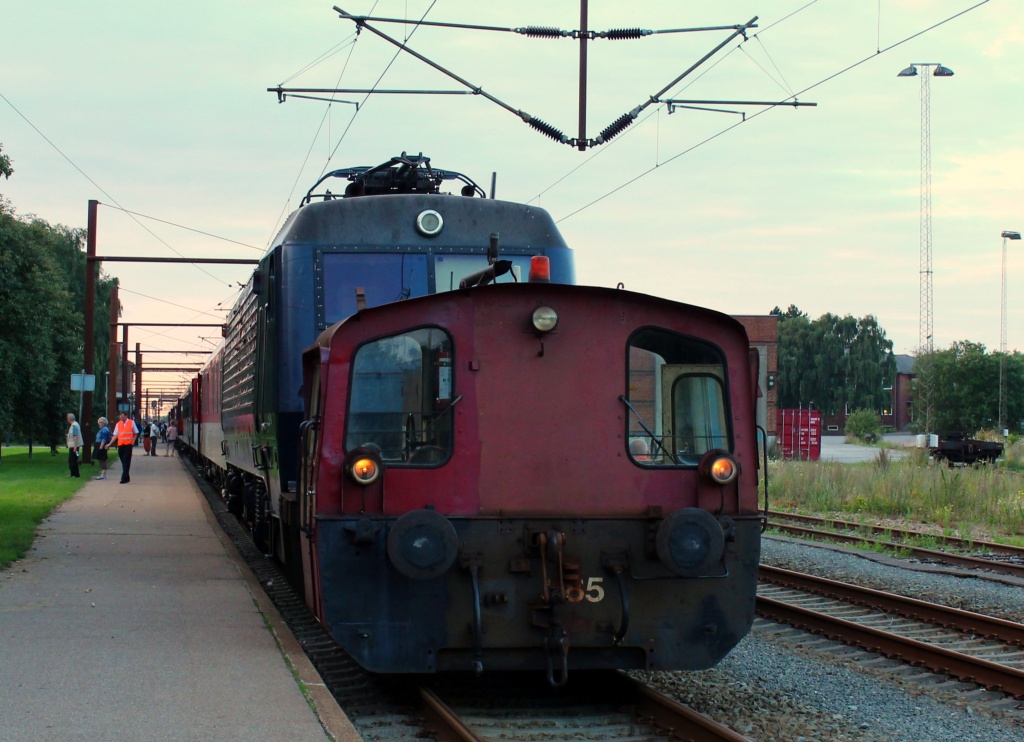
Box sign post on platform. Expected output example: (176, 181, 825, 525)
(70, 371, 96, 430)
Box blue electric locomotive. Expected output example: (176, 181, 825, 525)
(185, 153, 575, 563)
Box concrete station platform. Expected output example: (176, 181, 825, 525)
(0, 448, 361, 741)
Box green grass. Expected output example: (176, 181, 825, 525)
(0, 447, 85, 569)
(767, 449, 1024, 538)
(1003, 440, 1024, 471)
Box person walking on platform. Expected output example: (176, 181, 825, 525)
(93, 416, 112, 480)
(65, 413, 84, 478)
(148, 419, 159, 456)
(165, 421, 178, 456)
(109, 412, 139, 484)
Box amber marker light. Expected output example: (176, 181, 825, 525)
(350, 457, 380, 485)
(699, 449, 739, 485)
(710, 456, 738, 485)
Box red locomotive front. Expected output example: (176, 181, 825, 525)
(299, 282, 761, 684)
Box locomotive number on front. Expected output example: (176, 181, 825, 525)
(566, 577, 605, 603)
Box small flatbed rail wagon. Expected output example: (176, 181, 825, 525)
(930, 432, 1003, 465)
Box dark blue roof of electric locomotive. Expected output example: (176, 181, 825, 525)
(271, 193, 569, 252)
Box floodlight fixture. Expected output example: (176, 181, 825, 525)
(897, 63, 954, 78)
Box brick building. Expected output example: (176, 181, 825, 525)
(882, 354, 915, 431)
(733, 315, 778, 440)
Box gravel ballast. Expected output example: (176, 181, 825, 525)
(632, 535, 1024, 741)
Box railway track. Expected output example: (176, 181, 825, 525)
(765, 510, 1024, 579)
(758, 564, 1024, 700)
(187, 457, 751, 741)
(418, 671, 751, 742)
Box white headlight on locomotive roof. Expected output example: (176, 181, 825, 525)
(415, 209, 444, 237)
(531, 306, 558, 333)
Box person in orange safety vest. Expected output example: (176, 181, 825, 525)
(107, 411, 139, 484)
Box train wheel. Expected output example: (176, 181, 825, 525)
(226, 473, 244, 516)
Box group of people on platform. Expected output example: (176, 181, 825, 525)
(65, 412, 177, 483)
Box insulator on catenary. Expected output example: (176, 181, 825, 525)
(527, 117, 568, 143)
(596, 113, 635, 144)
(600, 28, 645, 40)
(515, 26, 566, 38)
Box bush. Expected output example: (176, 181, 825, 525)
(1003, 439, 1024, 470)
(975, 428, 1004, 443)
(845, 409, 883, 442)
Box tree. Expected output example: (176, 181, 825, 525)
(912, 341, 1024, 433)
(772, 306, 816, 408)
(1003, 351, 1024, 434)
(0, 204, 77, 449)
(0, 143, 12, 180)
(771, 307, 896, 415)
(0, 201, 116, 451)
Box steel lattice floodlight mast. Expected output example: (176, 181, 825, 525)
(898, 63, 953, 437)
(897, 63, 954, 358)
(1000, 230, 1021, 433)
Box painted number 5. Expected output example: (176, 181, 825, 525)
(584, 577, 605, 603)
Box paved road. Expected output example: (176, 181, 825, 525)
(819, 434, 917, 463)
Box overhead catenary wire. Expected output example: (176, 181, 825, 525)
(553, 0, 991, 225)
(100, 205, 263, 252)
(322, 7, 758, 149)
(527, 44, 742, 205)
(321, 1, 439, 173)
(529, 1, 820, 207)
(264, 19, 366, 249)
(118, 287, 224, 320)
(265, 1, 439, 248)
(0, 90, 241, 289)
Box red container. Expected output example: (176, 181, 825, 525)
(776, 409, 821, 460)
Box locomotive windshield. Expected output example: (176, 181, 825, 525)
(345, 327, 453, 466)
(626, 328, 730, 466)
(433, 254, 533, 293)
(322, 254, 428, 324)
(320, 252, 540, 325)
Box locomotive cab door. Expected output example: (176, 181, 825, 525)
(297, 359, 325, 614)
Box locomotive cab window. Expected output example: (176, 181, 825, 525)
(346, 327, 454, 466)
(626, 328, 729, 466)
(321, 253, 429, 326)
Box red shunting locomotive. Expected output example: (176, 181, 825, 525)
(298, 278, 761, 685)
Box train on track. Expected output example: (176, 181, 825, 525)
(172, 153, 764, 685)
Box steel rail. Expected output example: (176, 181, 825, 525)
(418, 687, 480, 742)
(617, 673, 754, 741)
(767, 522, 1024, 579)
(418, 673, 752, 742)
(766, 510, 1024, 557)
(760, 564, 1024, 646)
(757, 595, 1024, 699)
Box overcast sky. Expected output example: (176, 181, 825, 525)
(2, 1, 1021, 398)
